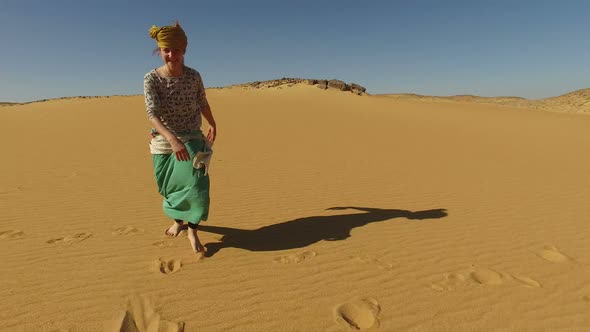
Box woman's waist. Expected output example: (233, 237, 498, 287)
(150, 128, 203, 139)
(149, 129, 206, 155)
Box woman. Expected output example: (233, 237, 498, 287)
(144, 21, 217, 254)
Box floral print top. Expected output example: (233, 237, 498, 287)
(144, 65, 209, 134)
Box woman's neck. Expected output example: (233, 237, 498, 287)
(164, 64, 184, 77)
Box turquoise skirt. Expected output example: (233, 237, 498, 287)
(152, 134, 210, 224)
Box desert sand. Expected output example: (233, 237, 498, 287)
(1, 84, 590, 331)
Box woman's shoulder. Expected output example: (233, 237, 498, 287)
(144, 69, 159, 81)
(181, 65, 195, 74)
(184, 66, 204, 77)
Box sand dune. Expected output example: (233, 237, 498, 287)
(2, 84, 590, 331)
(5, 83, 590, 114)
(377, 87, 590, 113)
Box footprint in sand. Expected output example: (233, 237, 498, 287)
(583, 296, 590, 302)
(470, 268, 505, 285)
(512, 275, 543, 288)
(0, 230, 24, 239)
(46, 232, 92, 245)
(351, 254, 395, 271)
(110, 295, 185, 332)
(152, 240, 173, 248)
(537, 245, 573, 263)
(112, 226, 144, 236)
(430, 272, 468, 291)
(155, 257, 182, 274)
(273, 251, 317, 264)
(334, 298, 381, 330)
(431, 267, 542, 291)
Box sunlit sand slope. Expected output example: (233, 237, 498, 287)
(1, 85, 590, 331)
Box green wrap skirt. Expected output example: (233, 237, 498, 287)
(151, 130, 210, 224)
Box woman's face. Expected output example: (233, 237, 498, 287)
(160, 48, 185, 66)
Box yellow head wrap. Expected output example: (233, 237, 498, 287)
(149, 23, 188, 50)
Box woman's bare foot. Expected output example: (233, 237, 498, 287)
(165, 221, 183, 237)
(187, 227, 205, 255)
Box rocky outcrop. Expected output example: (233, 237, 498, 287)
(350, 83, 366, 95)
(311, 79, 366, 95)
(228, 78, 367, 95)
(328, 79, 349, 91)
(236, 78, 302, 89)
(314, 80, 328, 89)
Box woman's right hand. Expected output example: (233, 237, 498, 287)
(170, 137, 190, 161)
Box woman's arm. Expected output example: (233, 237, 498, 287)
(150, 117, 191, 161)
(195, 72, 217, 143)
(201, 104, 217, 143)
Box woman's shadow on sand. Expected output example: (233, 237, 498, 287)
(199, 207, 447, 257)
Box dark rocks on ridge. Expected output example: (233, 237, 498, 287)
(327, 79, 349, 91)
(228, 78, 367, 95)
(316, 80, 328, 90)
(350, 83, 366, 94)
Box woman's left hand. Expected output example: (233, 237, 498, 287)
(206, 126, 216, 143)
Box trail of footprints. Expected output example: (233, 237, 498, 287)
(272, 252, 395, 269)
(46, 232, 92, 245)
(431, 266, 542, 291)
(432, 245, 576, 291)
(44, 226, 142, 246)
(112, 226, 144, 236)
(29, 224, 587, 320)
(6, 223, 583, 329)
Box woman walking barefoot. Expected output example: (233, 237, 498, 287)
(144, 21, 217, 254)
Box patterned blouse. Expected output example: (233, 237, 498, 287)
(144, 65, 209, 134)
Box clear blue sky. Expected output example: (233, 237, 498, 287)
(2, 0, 590, 102)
